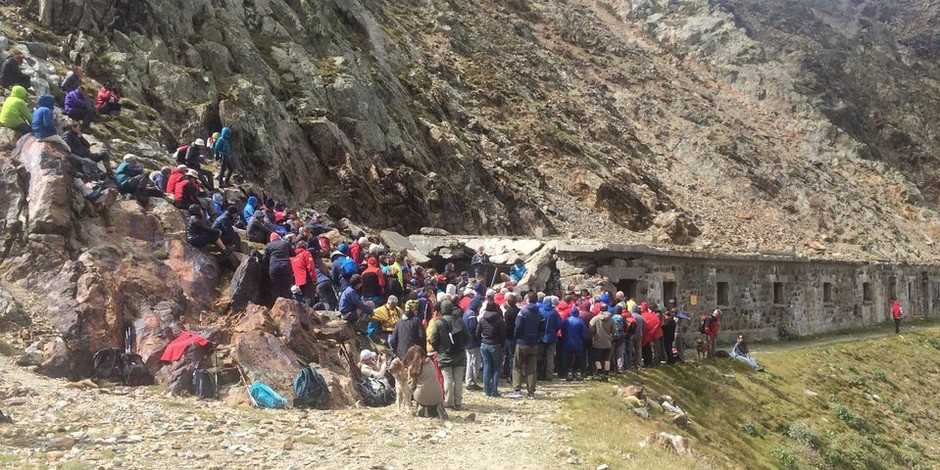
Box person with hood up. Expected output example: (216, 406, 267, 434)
(631, 305, 645, 369)
(243, 196, 259, 221)
(331, 244, 356, 291)
(185, 138, 215, 191)
(429, 300, 469, 410)
(539, 296, 562, 381)
(212, 205, 240, 248)
(63, 88, 97, 132)
(31, 94, 68, 149)
(589, 305, 615, 380)
(463, 300, 482, 392)
(390, 300, 426, 360)
(0, 51, 30, 89)
(641, 302, 663, 367)
(0, 85, 31, 135)
(508, 292, 545, 399)
(561, 304, 589, 381)
(210, 193, 225, 218)
(476, 301, 506, 397)
(370, 295, 403, 344)
(404, 345, 445, 418)
(264, 232, 294, 300)
(339, 274, 374, 324)
(361, 257, 385, 303)
(290, 240, 317, 306)
(214, 127, 234, 187)
(185, 204, 230, 255)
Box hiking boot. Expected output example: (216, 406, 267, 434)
(526, 393, 535, 400)
(507, 390, 523, 399)
(566, 372, 574, 382)
(466, 383, 482, 391)
(575, 373, 583, 381)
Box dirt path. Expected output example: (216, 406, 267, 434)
(0, 358, 583, 469)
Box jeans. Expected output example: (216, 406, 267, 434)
(730, 350, 761, 370)
(502, 340, 516, 378)
(480, 343, 503, 396)
(440, 365, 465, 408)
(612, 339, 625, 371)
(465, 347, 481, 386)
(512, 344, 539, 394)
(623, 337, 634, 370)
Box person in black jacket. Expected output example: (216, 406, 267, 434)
(390, 299, 426, 360)
(264, 232, 294, 299)
(185, 205, 229, 253)
(0, 52, 30, 89)
(661, 310, 680, 364)
(63, 121, 111, 179)
(212, 206, 240, 248)
(246, 212, 273, 243)
(184, 139, 215, 191)
(476, 301, 506, 397)
(502, 292, 520, 379)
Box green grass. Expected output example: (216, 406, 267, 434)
(0, 340, 19, 356)
(296, 435, 322, 445)
(562, 327, 940, 469)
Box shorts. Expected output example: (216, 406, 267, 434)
(590, 347, 611, 363)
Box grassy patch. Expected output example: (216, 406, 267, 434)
(0, 340, 20, 356)
(296, 435, 322, 445)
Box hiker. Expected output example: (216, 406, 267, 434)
(623, 311, 637, 369)
(361, 257, 385, 305)
(31, 94, 69, 149)
(173, 170, 203, 209)
(359, 350, 391, 389)
(589, 304, 614, 380)
(661, 310, 679, 364)
(508, 292, 544, 399)
(892, 299, 903, 334)
(730, 334, 764, 371)
(561, 304, 588, 381)
(429, 300, 469, 410)
(312, 256, 337, 310)
(703, 309, 720, 359)
(338, 274, 375, 324)
(212, 206, 240, 248)
(610, 306, 627, 372)
(404, 346, 445, 418)
(165, 165, 187, 197)
(185, 204, 230, 254)
(631, 306, 644, 369)
(290, 240, 317, 305)
(350, 236, 369, 265)
(214, 127, 234, 187)
(501, 258, 527, 284)
(463, 300, 482, 392)
(641, 302, 663, 367)
(264, 232, 294, 299)
(471, 246, 490, 277)
(502, 292, 520, 379)
(184, 139, 215, 191)
(539, 296, 562, 381)
(64, 120, 111, 179)
(0, 50, 30, 89)
(390, 300, 426, 359)
(370, 296, 402, 344)
(331, 246, 357, 291)
(60, 67, 82, 92)
(476, 300, 506, 397)
(245, 210, 273, 243)
(114, 154, 162, 204)
(64, 88, 97, 132)
(95, 83, 121, 115)
(0, 85, 32, 135)
(243, 195, 259, 221)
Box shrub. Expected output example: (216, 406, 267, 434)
(833, 405, 869, 432)
(739, 422, 759, 436)
(770, 447, 798, 469)
(787, 421, 821, 449)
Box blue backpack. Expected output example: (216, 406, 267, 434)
(249, 382, 287, 409)
(612, 314, 625, 340)
(293, 366, 330, 409)
(341, 256, 358, 276)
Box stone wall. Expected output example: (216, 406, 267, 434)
(556, 243, 940, 342)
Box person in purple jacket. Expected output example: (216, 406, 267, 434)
(63, 88, 98, 132)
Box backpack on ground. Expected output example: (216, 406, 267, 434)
(121, 353, 153, 386)
(92, 348, 124, 381)
(356, 377, 394, 407)
(174, 145, 189, 165)
(192, 368, 216, 399)
(340, 256, 358, 277)
(249, 381, 288, 409)
(0, 409, 11, 424)
(612, 315, 625, 341)
(293, 365, 330, 409)
(699, 314, 708, 334)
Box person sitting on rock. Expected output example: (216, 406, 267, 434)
(264, 232, 294, 299)
(31, 94, 69, 150)
(0, 50, 30, 89)
(210, 193, 225, 218)
(500, 258, 527, 284)
(369, 295, 402, 344)
(404, 345, 445, 418)
(730, 334, 764, 371)
(212, 205, 240, 249)
(185, 204, 231, 255)
(214, 127, 234, 187)
(0, 85, 32, 135)
(60, 66, 82, 93)
(290, 240, 317, 306)
(243, 195, 259, 222)
(339, 274, 375, 324)
(361, 257, 385, 306)
(247, 210, 273, 244)
(95, 82, 121, 116)
(63, 88, 97, 132)
(113, 154, 163, 205)
(185, 138, 215, 191)
(173, 170, 203, 209)
(63, 120, 111, 180)
(164, 164, 187, 198)
(331, 244, 356, 291)
(359, 349, 391, 389)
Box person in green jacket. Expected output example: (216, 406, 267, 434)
(0, 85, 32, 135)
(430, 300, 469, 410)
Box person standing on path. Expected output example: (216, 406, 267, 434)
(430, 300, 469, 410)
(539, 296, 562, 381)
(502, 293, 520, 379)
(703, 309, 720, 359)
(508, 292, 545, 399)
(476, 301, 506, 397)
(892, 299, 903, 334)
(463, 303, 482, 391)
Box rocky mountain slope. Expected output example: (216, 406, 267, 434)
(9, 0, 938, 260)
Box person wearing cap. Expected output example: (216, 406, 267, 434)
(185, 204, 231, 255)
(64, 87, 98, 132)
(390, 299, 426, 360)
(0, 85, 32, 135)
(1, 50, 30, 89)
(429, 300, 469, 410)
(264, 231, 294, 299)
(358, 349, 390, 389)
(339, 274, 375, 324)
(63, 120, 111, 179)
(539, 296, 562, 380)
(184, 138, 215, 191)
(370, 295, 403, 344)
(173, 169, 203, 209)
(703, 309, 720, 359)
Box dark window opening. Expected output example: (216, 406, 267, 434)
(863, 282, 872, 303)
(773, 282, 785, 305)
(823, 282, 833, 304)
(717, 282, 730, 306)
(663, 281, 677, 305)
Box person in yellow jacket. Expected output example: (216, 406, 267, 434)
(0, 85, 32, 135)
(369, 295, 403, 344)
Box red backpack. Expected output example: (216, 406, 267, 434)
(174, 145, 189, 164)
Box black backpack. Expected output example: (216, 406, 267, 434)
(92, 348, 124, 381)
(192, 368, 216, 399)
(293, 366, 330, 409)
(356, 377, 394, 407)
(121, 353, 153, 386)
(437, 316, 468, 356)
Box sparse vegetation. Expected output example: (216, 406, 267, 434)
(0, 340, 20, 357)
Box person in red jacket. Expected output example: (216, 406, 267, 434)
(165, 165, 187, 197)
(892, 299, 903, 334)
(703, 309, 721, 359)
(640, 302, 663, 367)
(95, 83, 121, 115)
(173, 171, 202, 209)
(291, 241, 317, 306)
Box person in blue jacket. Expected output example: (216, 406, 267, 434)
(338, 274, 374, 324)
(463, 304, 482, 391)
(539, 296, 562, 380)
(508, 293, 545, 399)
(561, 307, 589, 381)
(501, 258, 527, 284)
(214, 127, 234, 187)
(31, 94, 68, 149)
(243, 195, 258, 221)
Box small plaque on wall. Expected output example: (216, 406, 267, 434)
(690, 294, 698, 306)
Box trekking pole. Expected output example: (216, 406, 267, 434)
(236, 365, 259, 407)
(489, 264, 498, 287)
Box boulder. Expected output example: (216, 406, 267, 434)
(162, 239, 221, 311)
(133, 304, 181, 369)
(155, 342, 209, 396)
(408, 235, 469, 259)
(268, 298, 320, 360)
(14, 138, 76, 237)
(515, 241, 557, 292)
(105, 199, 161, 241)
(642, 432, 691, 456)
(229, 252, 265, 312)
(0, 284, 28, 328)
(652, 211, 700, 245)
(379, 230, 414, 253)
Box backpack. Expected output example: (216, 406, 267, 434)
(340, 256, 358, 277)
(192, 368, 216, 399)
(317, 236, 330, 253)
(293, 366, 330, 409)
(92, 348, 124, 381)
(436, 316, 467, 356)
(249, 382, 288, 409)
(174, 145, 189, 165)
(121, 353, 154, 386)
(355, 377, 394, 407)
(612, 315, 625, 340)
